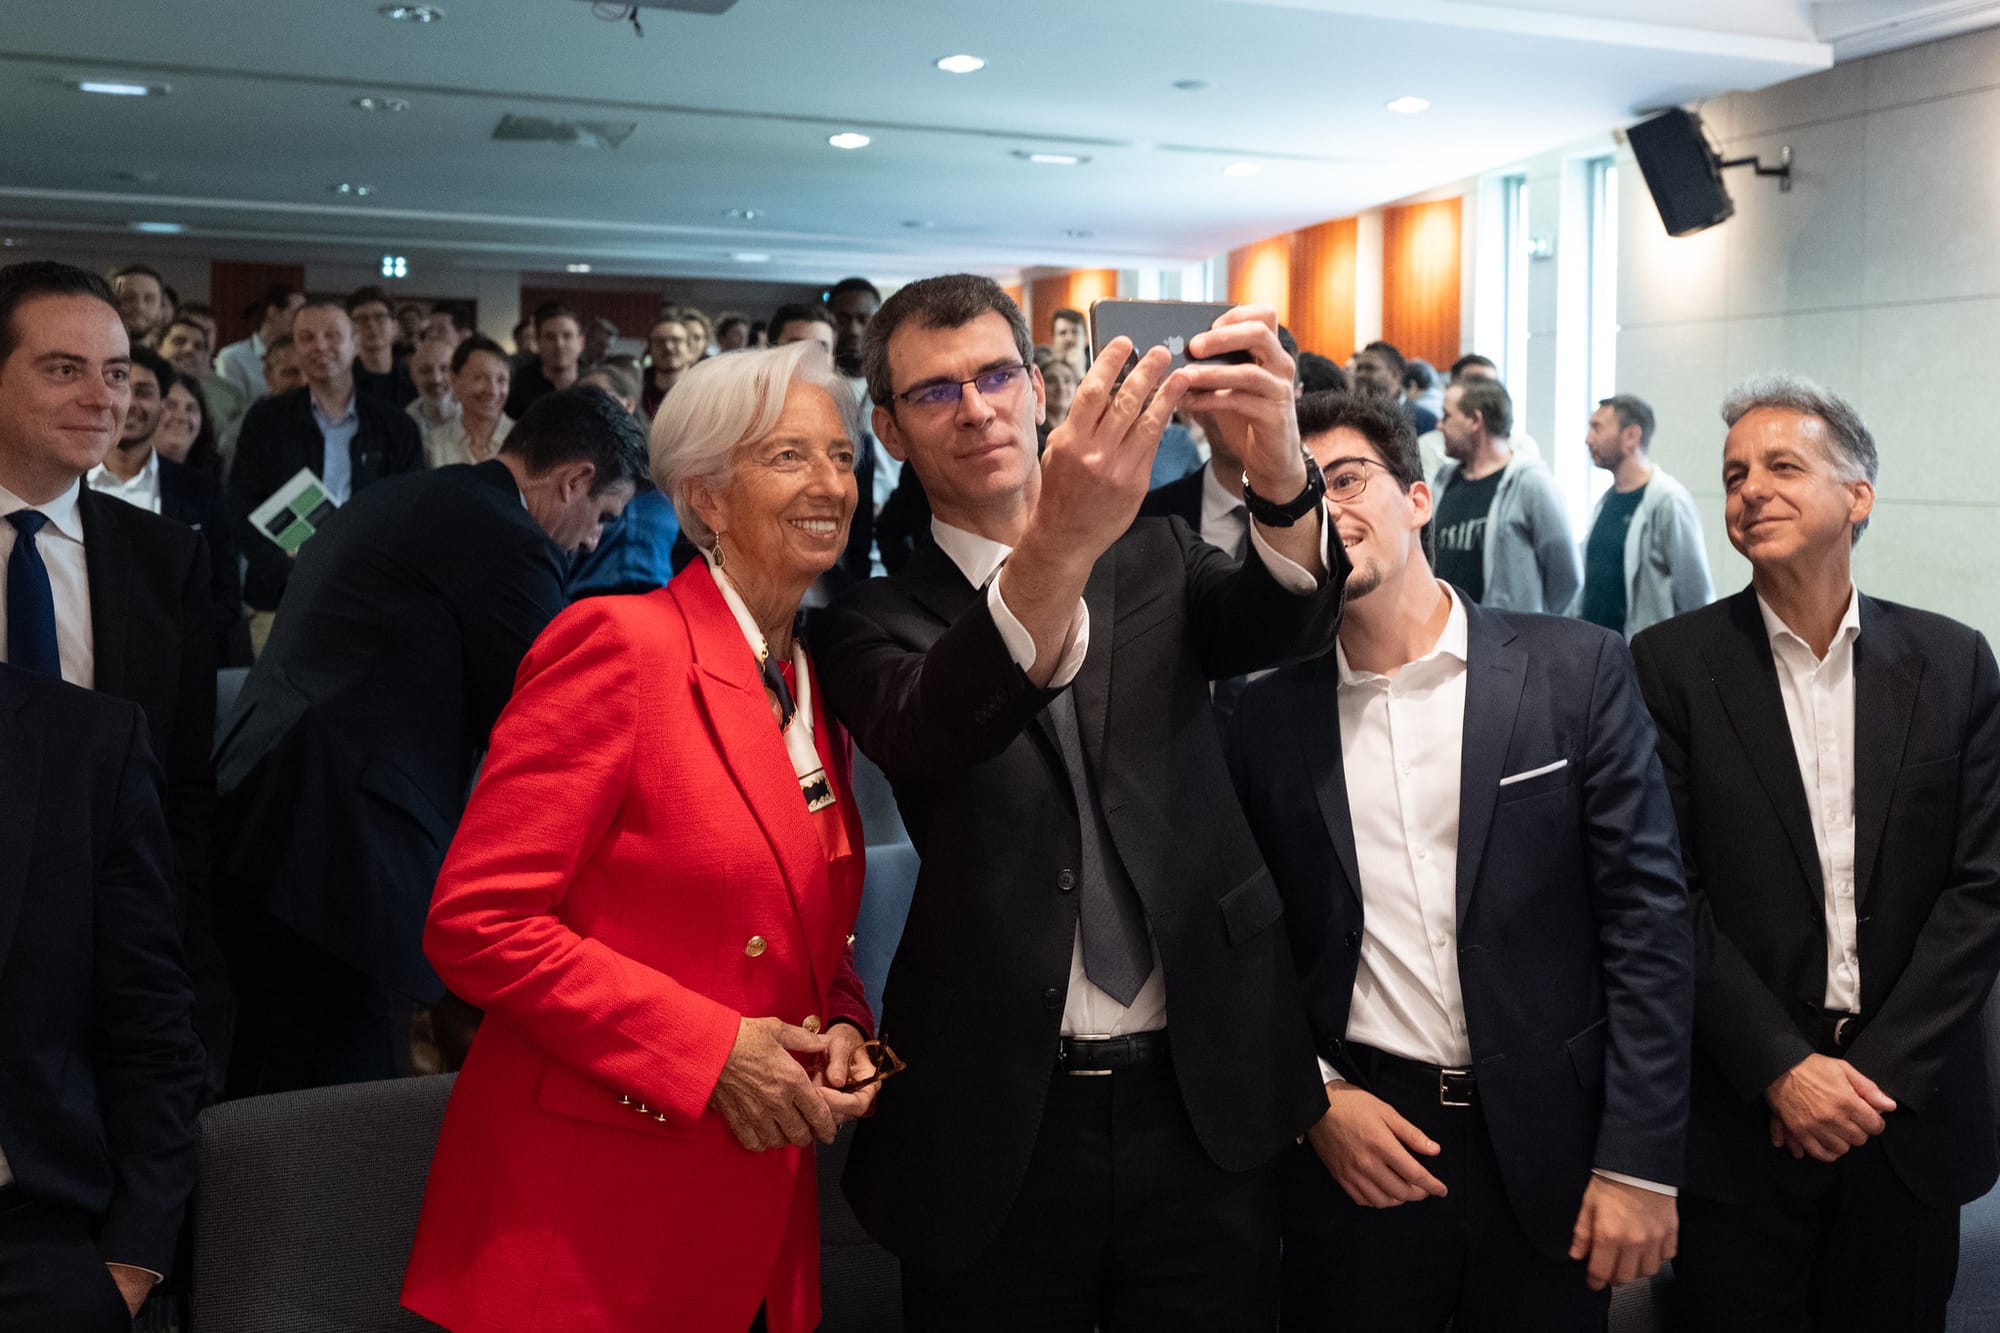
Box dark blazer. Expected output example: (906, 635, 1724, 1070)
(0, 664, 205, 1276)
(214, 461, 568, 1000)
(76, 486, 216, 900)
(1228, 600, 1693, 1261)
(1138, 464, 1205, 530)
(1631, 590, 2000, 1209)
(813, 516, 1347, 1267)
(157, 455, 248, 666)
(226, 385, 425, 610)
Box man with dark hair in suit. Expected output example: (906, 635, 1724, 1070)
(1632, 375, 2000, 1331)
(215, 386, 647, 1095)
(0, 260, 226, 1088)
(229, 297, 424, 636)
(505, 301, 584, 419)
(1230, 391, 1691, 1331)
(815, 273, 1345, 1330)
(86, 344, 244, 662)
(0, 663, 206, 1328)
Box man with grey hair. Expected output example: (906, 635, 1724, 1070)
(1631, 374, 2000, 1331)
(1431, 377, 1578, 612)
(1573, 393, 1712, 637)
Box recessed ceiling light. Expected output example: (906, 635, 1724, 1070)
(129, 221, 183, 235)
(1223, 161, 1262, 177)
(331, 182, 376, 197)
(565, 263, 592, 273)
(71, 80, 166, 97)
(353, 95, 410, 113)
(1172, 78, 1209, 92)
(1061, 228, 1095, 239)
(935, 54, 987, 74)
(378, 4, 443, 21)
(1386, 95, 1431, 115)
(112, 169, 159, 183)
(828, 132, 871, 151)
(725, 207, 763, 220)
(731, 252, 772, 264)
(0, 239, 17, 248)
(901, 219, 934, 230)
(1014, 151, 1088, 166)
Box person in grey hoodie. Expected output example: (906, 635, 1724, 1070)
(1431, 377, 1580, 612)
(1572, 394, 1713, 638)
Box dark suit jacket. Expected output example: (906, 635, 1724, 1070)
(214, 461, 568, 1000)
(813, 516, 1347, 1266)
(1228, 600, 1693, 1261)
(227, 385, 425, 610)
(1631, 590, 2000, 1209)
(76, 487, 217, 902)
(0, 664, 205, 1276)
(1138, 464, 1205, 530)
(157, 455, 248, 666)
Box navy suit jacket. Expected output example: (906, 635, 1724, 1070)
(1138, 465, 1205, 531)
(1228, 598, 1693, 1260)
(0, 665, 204, 1275)
(1632, 590, 2000, 1209)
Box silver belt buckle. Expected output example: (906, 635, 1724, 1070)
(1060, 1037, 1115, 1076)
(1438, 1067, 1474, 1107)
(1833, 1015, 1855, 1048)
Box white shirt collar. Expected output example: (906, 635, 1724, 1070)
(929, 516, 1015, 591)
(1335, 583, 1469, 686)
(0, 476, 86, 544)
(1199, 461, 1245, 532)
(86, 446, 158, 494)
(1756, 585, 1861, 660)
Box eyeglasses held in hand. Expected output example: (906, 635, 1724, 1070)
(836, 1039, 907, 1093)
(891, 363, 1030, 410)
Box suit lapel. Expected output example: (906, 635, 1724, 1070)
(1852, 596, 1921, 909)
(0, 679, 37, 978)
(78, 491, 130, 696)
(678, 565, 833, 998)
(1295, 654, 1364, 908)
(1455, 604, 1527, 922)
(1701, 590, 1824, 901)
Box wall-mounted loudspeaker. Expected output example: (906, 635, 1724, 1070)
(1626, 108, 1735, 237)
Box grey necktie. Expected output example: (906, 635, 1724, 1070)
(1230, 503, 1249, 563)
(1046, 688, 1153, 1005)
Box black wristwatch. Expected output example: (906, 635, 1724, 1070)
(1241, 449, 1326, 527)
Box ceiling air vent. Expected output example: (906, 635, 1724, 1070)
(492, 114, 637, 149)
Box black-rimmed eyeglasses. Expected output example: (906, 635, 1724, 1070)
(890, 362, 1031, 410)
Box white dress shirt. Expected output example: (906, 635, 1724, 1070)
(1758, 589, 1864, 1014)
(1198, 463, 1250, 559)
(1324, 585, 1672, 1195)
(86, 447, 162, 515)
(426, 413, 513, 469)
(0, 478, 95, 687)
(216, 333, 268, 400)
(929, 509, 1326, 1038)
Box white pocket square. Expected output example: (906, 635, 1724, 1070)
(1499, 758, 1569, 786)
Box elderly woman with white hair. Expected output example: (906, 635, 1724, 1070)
(401, 341, 884, 1333)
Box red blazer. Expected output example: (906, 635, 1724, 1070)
(401, 562, 870, 1333)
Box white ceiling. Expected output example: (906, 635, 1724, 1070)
(0, 0, 1985, 285)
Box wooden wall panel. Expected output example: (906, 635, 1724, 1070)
(521, 285, 670, 339)
(209, 261, 305, 347)
(1287, 216, 1358, 363)
(1226, 237, 1291, 322)
(1027, 269, 1117, 343)
(1380, 198, 1462, 371)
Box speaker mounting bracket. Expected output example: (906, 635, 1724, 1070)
(1717, 145, 1793, 193)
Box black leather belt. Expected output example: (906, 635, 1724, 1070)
(1811, 1009, 1863, 1052)
(1349, 1042, 1478, 1108)
(1057, 1030, 1171, 1075)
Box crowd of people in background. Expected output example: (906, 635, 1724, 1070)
(3, 252, 1993, 1333)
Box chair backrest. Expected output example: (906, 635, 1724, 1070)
(192, 1075, 455, 1333)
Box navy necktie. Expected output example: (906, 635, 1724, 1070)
(6, 510, 61, 678)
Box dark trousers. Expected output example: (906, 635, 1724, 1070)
(901, 1055, 1281, 1332)
(223, 908, 414, 1097)
(1673, 1133, 1960, 1332)
(0, 1187, 137, 1333)
(1278, 1054, 1609, 1333)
